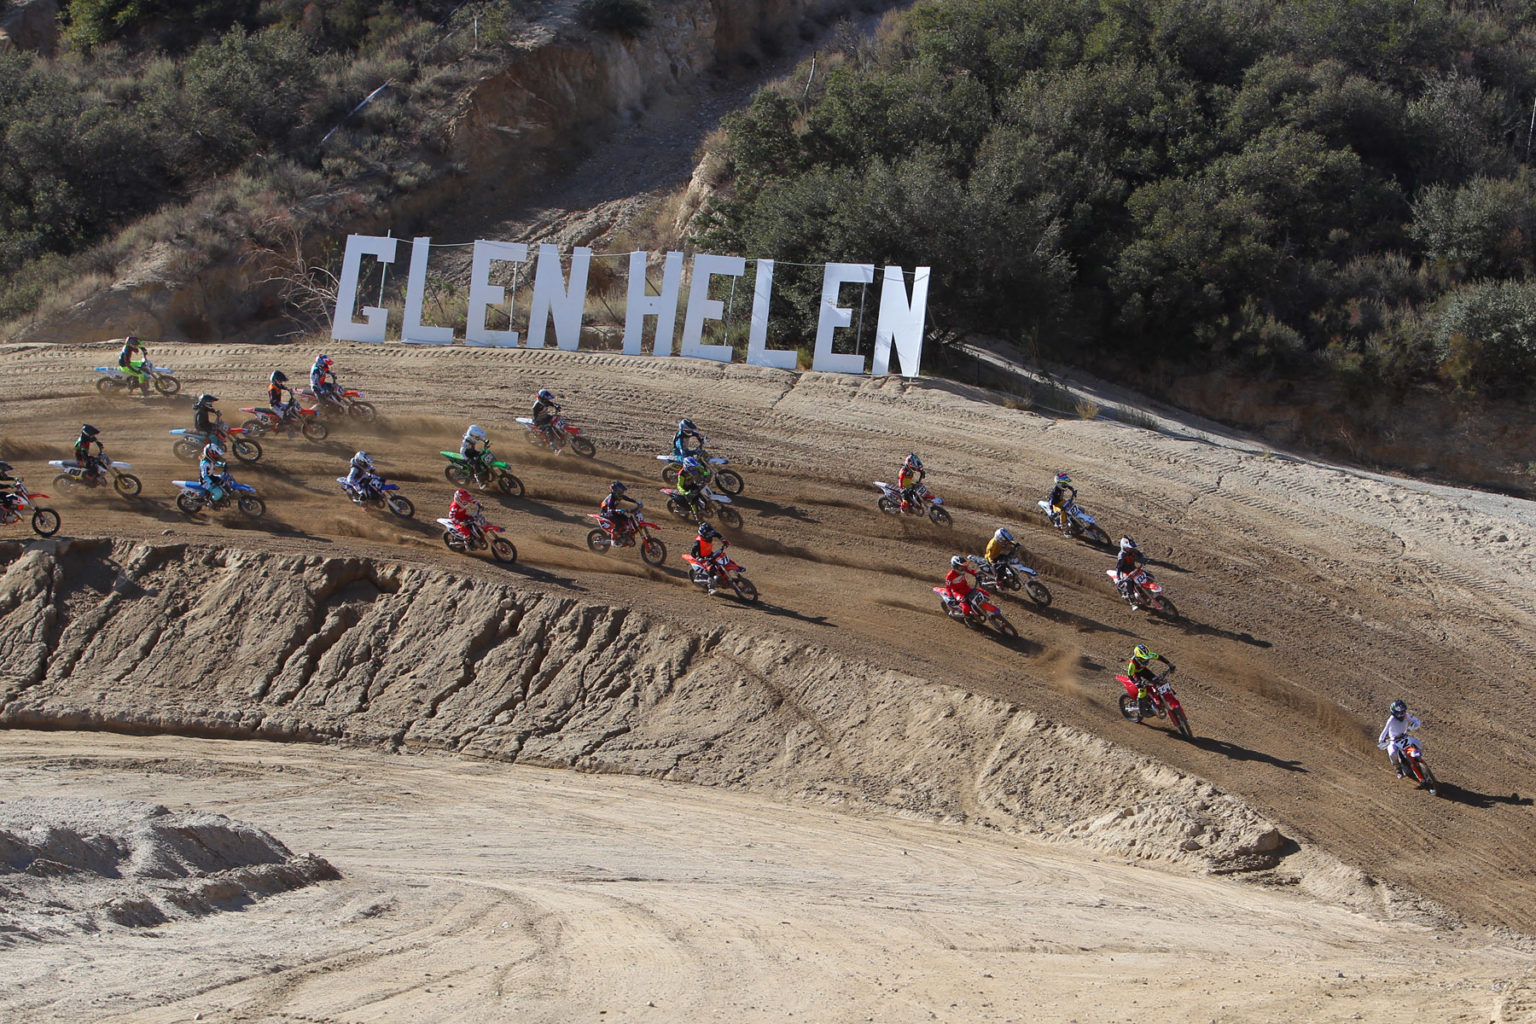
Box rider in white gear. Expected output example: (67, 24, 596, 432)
(1376, 699, 1422, 778)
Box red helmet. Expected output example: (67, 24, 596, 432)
(453, 489, 473, 505)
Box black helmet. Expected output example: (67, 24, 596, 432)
(610, 481, 627, 493)
(0, 461, 11, 473)
(1390, 699, 1407, 720)
(124, 335, 140, 346)
(679, 418, 696, 432)
(196, 393, 217, 407)
(270, 370, 288, 384)
(80, 424, 100, 437)
(697, 522, 718, 540)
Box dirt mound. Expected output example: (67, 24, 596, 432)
(0, 797, 337, 943)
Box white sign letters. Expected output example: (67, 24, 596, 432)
(330, 235, 929, 377)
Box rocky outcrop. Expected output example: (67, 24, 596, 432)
(0, 539, 1299, 878)
(0, 0, 59, 56)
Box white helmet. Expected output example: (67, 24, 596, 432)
(994, 527, 1013, 543)
(353, 450, 372, 467)
(465, 424, 487, 442)
(950, 555, 966, 570)
(1120, 536, 1138, 553)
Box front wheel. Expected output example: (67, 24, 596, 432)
(237, 495, 265, 518)
(154, 374, 181, 395)
(172, 439, 201, 463)
(717, 505, 743, 529)
(445, 464, 471, 486)
(1025, 580, 1052, 606)
(586, 528, 612, 554)
(640, 537, 666, 566)
(30, 508, 60, 537)
(240, 419, 267, 437)
(730, 575, 760, 604)
(929, 505, 953, 527)
(877, 496, 900, 515)
(1117, 694, 1143, 723)
(231, 438, 262, 463)
(1151, 595, 1180, 618)
(1420, 763, 1438, 796)
(714, 469, 744, 496)
(176, 492, 202, 515)
(570, 435, 596, 457)
(990, 613, 1018, 637)
(490, 536, 517, 563)
(1171, 706, 1193, 739)
(385, 493, 415, 519)
(496, 472, 525, 498)
(348, 401, 377, 422)
(1083, 524, 1112, 546)
(114, 473, 142, 497)
(302, 418, 329, 441)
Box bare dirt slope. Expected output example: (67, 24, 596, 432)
(1, 341, 1533, 938)
(3, 732, 1533, 1024)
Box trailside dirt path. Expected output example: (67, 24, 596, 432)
(2, 341, 1534, 936)
(2, 732, 1530, 1024)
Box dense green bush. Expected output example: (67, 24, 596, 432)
(706, 0, 1536, 397)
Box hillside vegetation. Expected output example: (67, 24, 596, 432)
(705, 0, 1536, 401)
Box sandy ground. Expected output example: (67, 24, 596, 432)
(3, 341, 1536, 1020)
(3, 731, 1533, 1024)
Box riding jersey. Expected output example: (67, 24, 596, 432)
(984, 537, 1018, 564)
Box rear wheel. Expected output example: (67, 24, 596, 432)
(717, 505, 743, 529)
(176, 492, 202, 515)
(348, 401, 377, 422)
(172, 440, 201, 463)
(640, 537, 666, 566)
(237, 495, 265, 517)
(490, 536, 517, 563)
(301, 418, 328, 441)
(1117, 694, 1143, 723)
(1171, 706, 1193, 739)
(1025, 580, 1053, 606)
(445, 464, 472, 486)
(385, 493, 415, 519)
(929, 506, 953, 527)
(714, 469, 744, 495)
(730, 576, 760, 604)
(231, 438, 262, 463)
(95, 377, 116, 395)
(442, 530, 465, 551)
(52, 473, 79, 491)
(877, 496, 900, 515)
(114, 473, 142, 497)
(1151, 595, 1180, 618)
(30, 508, 60, 537)
(666, 496, 692, 519)
(586, 528, 612, 553)
(496, 472, 525, 498)
(996, 564, 1022, 591)
(660, 465, 680, 485)
(1084, 524, 1112, 546)
(571, 435, 596, 458)
(154, 374, 181, 395)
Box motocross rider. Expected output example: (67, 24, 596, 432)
(74, 424, 105, 481)
(199, 443, 231, 502)
(1114, 536, 1145, 607)
(0, 461, 18, 515)
(599, 481, 642, 537)
(984, 527, 1021, 569)
(942, 554, 982, 616)
(532, 389, 561, 448)
(676, 455, 713, 516)
(346, 451, 376, 499)
(460, 425, 492, 483)
(117, 336, 150, 395)
(1377, 699, 1423, 779)
(674, 418, 706, 458)
(268, 371, 297, 423)
(192, 393, 225, 440)
(898, 453, 925, 512)
(310, 354, 340, 405)
(1126, 643, 1175, 716)
(449, 488, 484, 540)
(1047, 472, 1077, 528)
(691, 522, 728, 593)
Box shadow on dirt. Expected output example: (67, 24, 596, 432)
(757, 602, 835, 627)
(1159, 615, 1271, 648)
(1434, 783, 1533, 809)
(1185, 735, 1307, 772)
(731, 495, 819, 524)
(1031, 603, 1138, 639)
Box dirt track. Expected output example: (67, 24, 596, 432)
(2, 341, 1535, 1015)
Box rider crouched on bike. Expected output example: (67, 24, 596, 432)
(674, 418, 706, 458)
(532, 389, 561, 449)
(268, 371, 297, 423)
(984, 527, 1022, 569)
(74, 424, 105, 481)
(346, 451, 376, 499)
(193, 393, 225, 439)
(1114, 536, 1145, 607)
(449, 488, 485, 540)
(311, 354, 341, 406)
(677, 456, 712, 514)
(600, 481, 642, 537)
(941, 554, 981, 616)
(1047, 472, 1077, 528)
(0, 461, 19, 515)
(1377, 699, 1422, 778)
(199, 444, 231, 502)
(460, 425, 492, 483)
(898, 453, 925, 512)
(118, 336, 150, 395)
(691, 522, 728, 593)
(1126, 643, 1174, 716)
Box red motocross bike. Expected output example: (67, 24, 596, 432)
(933, 584, 1017, 636)
(683, 551, 759, 603)
(1116, 668, 1193, 738)
(1106, 567, 1180, 616)
(1391, 735, 1438, 795)
(587, 510, 666, 566)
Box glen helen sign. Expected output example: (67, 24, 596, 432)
(329, 235, 931, 377)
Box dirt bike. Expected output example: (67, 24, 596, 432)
(1391, 734, 1438, 795)
(1037, 498, 1111, 546)
(300, 386, 377, 422)
(48, 456, 141, 498)
(933, 584, 1017, 636)
(1116, 668, 1192, 738)
(516, 414, 596, 457)
(586, 509, 666, 565)
(172, 478, 265, 517)
(876, 481, 952, 526)
(661, 485, 742, 528)
(337, 475, 414, 518)
(969, 556, 1052, 606)
(682, 551, 759, 603)
(171, 427, 261, 464)
(435, 515, 517, 563)
(239, 405, 328, 441)
(94, 360, 180, 396)
(1106, 567, 1179, 616)
(439, 450, 525, 497)
(1, 480, 60, 536)
(657, 449, 744, 495)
